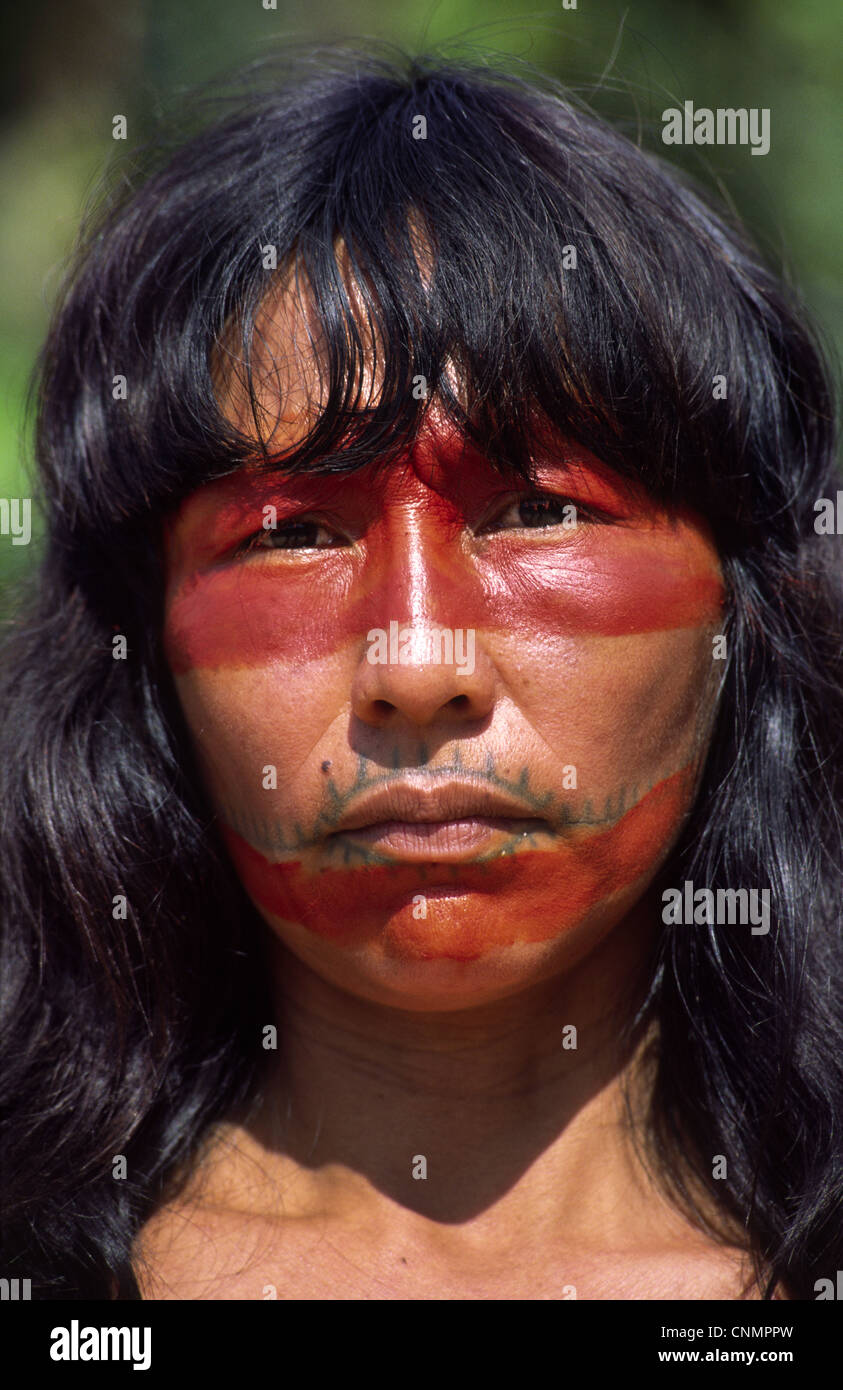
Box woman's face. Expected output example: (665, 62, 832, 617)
(162, 288, 726, 1011)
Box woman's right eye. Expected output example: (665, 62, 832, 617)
(234, 518, 343, 555)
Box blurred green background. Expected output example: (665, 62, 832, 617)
(0, 0, 840, 598)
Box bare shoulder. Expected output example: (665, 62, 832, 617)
(578, 1245, 780, 1301)
(133, 1200, 297, 1301)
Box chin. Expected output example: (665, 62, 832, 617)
(262, 895, 640, 1013)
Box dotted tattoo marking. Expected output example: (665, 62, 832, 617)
(221, 748, 672, 870)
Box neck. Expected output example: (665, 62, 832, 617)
(212, 903, 683, 1257)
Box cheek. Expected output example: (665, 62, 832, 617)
(169, 664, 348, 809)
(490, 625, 721, 782)
(163, 564, 350, 673)
(480, 521, 724, 638)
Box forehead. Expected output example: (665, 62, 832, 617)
(202, 230, 660, 516)
(212, 228, 438, 460)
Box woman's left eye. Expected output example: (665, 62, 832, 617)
(484, 495, 599, 532)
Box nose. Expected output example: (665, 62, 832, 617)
(351, 620, 496, 729)
(349, 510, 496, 731)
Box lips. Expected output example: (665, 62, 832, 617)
(329, 779, 552, 861)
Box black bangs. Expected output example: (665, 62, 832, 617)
(35, 48, 834, 570)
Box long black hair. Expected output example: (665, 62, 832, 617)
(1, 44, 840, 1300)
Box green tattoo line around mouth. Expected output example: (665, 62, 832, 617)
(215, 747, 688, 869)
(312, 752, 559, 839)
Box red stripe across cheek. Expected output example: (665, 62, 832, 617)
(480, 537, 723, 637)
(220, 766, 692, 960)
(163, 533, 724, 674)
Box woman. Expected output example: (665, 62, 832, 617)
(1, 47, 840, 1301)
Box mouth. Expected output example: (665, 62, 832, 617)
(335, 816, 548, 861)
(328, 779, 552, 863)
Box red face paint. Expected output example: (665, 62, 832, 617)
(220, 766, 694, 961)
(163, 433, 724, 675)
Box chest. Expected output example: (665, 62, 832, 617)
(133, 1209, 758, 1301)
